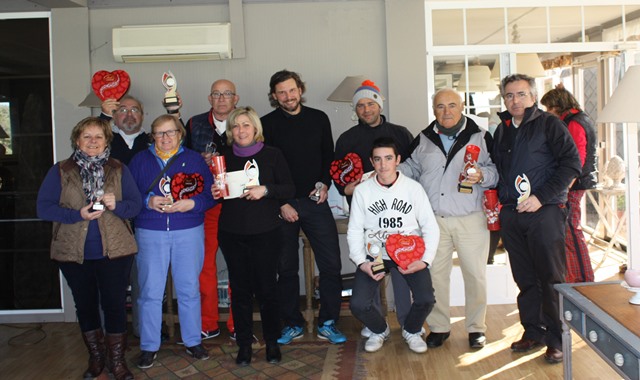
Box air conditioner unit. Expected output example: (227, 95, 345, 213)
(112, 23, 232, 63)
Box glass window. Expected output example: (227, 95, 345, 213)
(432, 9, 464, 46)
(506, 7, 548, 44)
(549, 7, 583, 43)
(466, 8, 506, 45)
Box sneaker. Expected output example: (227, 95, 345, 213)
(186, 344, 210, 360)
(137, 350, 157, 369)
(364, 325, 390, 352)
(277, 325, 304, 345)
(403, 329, 427, 353)
(361, 326, 372, 338)
(201, 329, 220, 340)
(317, 320, 347, 344)
(177, 329, 220, 345)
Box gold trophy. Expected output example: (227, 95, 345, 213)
(162, 71, 179, 107)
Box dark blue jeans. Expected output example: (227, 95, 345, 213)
(219, 228, 281, 346)
(58, 255, 133, 333)
(350, 260, 434, 334)
(277, 198, 342, 327)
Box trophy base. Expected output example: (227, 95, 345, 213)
(91, 203, 105, 211)
(458, 183, 473, 194)
(164, 96, 179, 107)
(309, 195, 320, 202)
(372, 263, 387, 275)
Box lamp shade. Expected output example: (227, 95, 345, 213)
(79, 91, 102, 108)
(327, 75, 367, 102)
(597, 65, 640, 123)
(491, 53, 546, 80)
(457, 65, 498, 92)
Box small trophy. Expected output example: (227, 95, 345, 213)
(309, 182, 323, 202)
(92, 189, 105, 211)
(162, 71, 179, 107)
(458, 144, 481, 194)
(205, 141, 217, 155)
(367, 242, 386, 275)
(515, 174, 531, 205)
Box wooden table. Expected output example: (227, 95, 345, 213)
(555, 282, 640, 379)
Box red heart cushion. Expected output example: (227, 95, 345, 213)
(330, 153, 364, 187)
(170, 172, 204, 200)
(385, 234, 425, 270)
(92, 70, 131, 101)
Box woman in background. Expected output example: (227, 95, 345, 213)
(37, 117, 141, 380)
(541, 85, 598, 283)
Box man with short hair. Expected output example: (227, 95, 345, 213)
(400, 88, 497, 349)
(493, 74, 581, 364)
(101, 95, 149, 165)
(348, 137, 439, 354)
(261, 69, 346, 345)
(333, 79, 414, 337)
(184, 79, 240, 340)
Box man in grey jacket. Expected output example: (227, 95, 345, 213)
(400, 88, 497, 349)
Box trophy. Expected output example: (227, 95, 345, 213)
(367, 242, 386, 275)
(162, 71, 179, 107)
(515, 173, 531, 205)
(92, 189, 105, 211)
(205, 141, 217, 155)
(458, 144, 480, 194)
(309, 182, 323, 202)
(212, 155, 229, 198)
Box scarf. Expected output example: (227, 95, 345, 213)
(155, 144, 179, 161)
(435, 116, 465, 137)
(233, 141, 264, 157)
(72, 147, 110, 201)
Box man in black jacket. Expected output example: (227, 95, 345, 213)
(492, 74, 581, 364)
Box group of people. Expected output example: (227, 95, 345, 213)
(36, 68, 596, 378)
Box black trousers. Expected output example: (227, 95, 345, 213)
(58, 255, 133, 334)
(500, 204, 567, 349)
(219, 228, 281, 346)
(277, 197, 342, 327)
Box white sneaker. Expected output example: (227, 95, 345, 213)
(403, 329, 427, 353)
(364, 325, 390, 353)
(361, 326, 372, 338)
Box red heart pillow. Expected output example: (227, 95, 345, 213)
(385, 234, 425, 270)
(171, 172, 204, 200)
(92, 70, 131, 101)
(330, 153, 364, 187)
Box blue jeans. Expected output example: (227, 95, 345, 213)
(58, 255, 133, 334)
(277, 198, 342, 327)
(350, 260, 435, 335)
(136, 225, 205, 351)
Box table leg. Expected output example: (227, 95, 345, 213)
(560, 295, 572, 379)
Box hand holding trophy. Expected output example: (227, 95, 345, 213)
(309, 182, 323, 202)
(92, 189, 105, 211)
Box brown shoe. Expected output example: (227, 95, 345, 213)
(543, 346, 563, 363)
(510, 337, 541, 352)
(81, 328, 105, 379)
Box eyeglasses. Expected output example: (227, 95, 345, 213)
(504, 92, 531, 101)
(152, 129, 179, 138)
(116, 107, 141, 114)
(210, 91, 236, 99)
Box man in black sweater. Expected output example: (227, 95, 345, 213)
(100, 95, 150, 165)
(261, 70, 345, 345)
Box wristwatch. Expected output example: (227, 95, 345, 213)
(263, 186, 269, 197)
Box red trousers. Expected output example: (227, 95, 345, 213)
(200, 204, 234, 332)
(565, 190, 595, 283)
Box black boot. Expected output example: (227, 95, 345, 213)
(266, 343, 281, 364)
(81, 329, 105, 379)
(236, 345, 252, 366)
(106, 333, 133, 380)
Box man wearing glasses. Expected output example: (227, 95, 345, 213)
(184, 79, 240, 341)
(492, 74, 581, 364)
(101, 95, 149, 165)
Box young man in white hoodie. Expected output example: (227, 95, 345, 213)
(347, 137, 440, 354)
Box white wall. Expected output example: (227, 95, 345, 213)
(87, 1, 388, 140)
